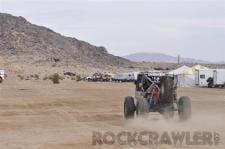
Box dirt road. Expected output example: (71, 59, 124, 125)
(0, 79, 224, 149)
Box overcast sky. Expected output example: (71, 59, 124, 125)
(0, 0, 225, 61)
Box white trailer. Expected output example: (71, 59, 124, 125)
(213, 69, 225, 87)
(195, 69, 214, 87)
(0, 69, 5, 83)
(113, 72, 135, 82)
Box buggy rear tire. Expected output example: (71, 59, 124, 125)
(0, 77, 2, 84)
(162, 106, 174, 119)
(124, 96, 136, 119)
(160, 76, 174, 103)
(136, 98, 149, 117)
(178, 96, 191, 121)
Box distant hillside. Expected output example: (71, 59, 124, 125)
(124, 53, 175, 63)
(123, 52, 211, 64)
(0, 13, 132, 75)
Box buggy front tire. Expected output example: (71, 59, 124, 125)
(136, 98, 149, 117)
(124, 96, 136, 119)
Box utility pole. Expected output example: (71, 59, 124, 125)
(0, 0, 2, 37)
(178, 54, 180, 64)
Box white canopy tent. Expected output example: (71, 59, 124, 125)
(169, 65, 195, 87)
(169, 65, 193, 75)
(192, 64, 209, 71)
(169, 64, 209, 87)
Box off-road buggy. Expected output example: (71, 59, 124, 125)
(124, 72, 191, 121)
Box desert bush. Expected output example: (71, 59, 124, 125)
(43, 76, 48, 80)
(128, 65, 135, 68)
(64, 72, 76, 76)
(34, 74, 39, 80)
(154, 67, 164, 70)
(51, 73, 60, 84)
(17, 75, 24, 80)
(25, 76, 30, 80)
(71, 77, 76, 80)
(166, 67, 170, 71)
(76, 75, 83, 82)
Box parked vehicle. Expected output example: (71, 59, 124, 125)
(87, 73, 113, 82)
(113, 72, 135, 82)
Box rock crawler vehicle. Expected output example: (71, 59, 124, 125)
(124, 72, 191, 121)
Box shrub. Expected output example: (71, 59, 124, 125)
(17, 75, 24, 80)
(34, 74, 39, 80)
(51, 73, 60, 84)
(154, 67, 164, 70)
(128, 65, 135, 68)
(71, 77, 76, 80)
(43, 76, 48, 80)
(25, 76, 30, 80)
(76, 75, 83, 82)
(166, 67, 170, 71)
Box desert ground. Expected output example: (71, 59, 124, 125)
(0, 78, 224, 149)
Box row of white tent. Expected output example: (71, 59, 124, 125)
(112, 64, 209, 85)
(111, 64, 217, 86)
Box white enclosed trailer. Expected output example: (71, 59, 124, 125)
(113, 72, 135, 82)
(195, 69, 214, 87)
(213, 69, 225, 87)
(0, 69, 5, 83)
